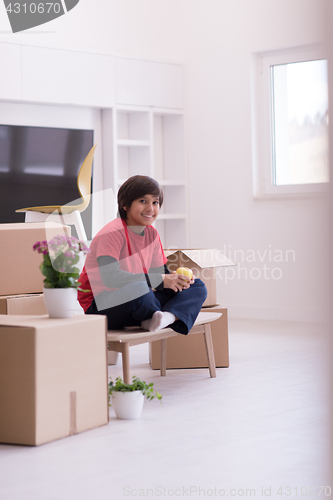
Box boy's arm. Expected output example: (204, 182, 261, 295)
(148, 263, 170, 290)
(97, 256, 169, 290)
(98, 253, 175, 291)
(97, 255, 145, 288)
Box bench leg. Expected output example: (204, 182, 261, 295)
(203, 323, 216, 378)
(121, 343, 131, 384)
(161, 338, 167, 376)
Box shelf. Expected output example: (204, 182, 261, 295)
(116, 109, 150, 142)
(117, 146, 151, 179)
(117, 139, 150, 147)
(153, 113, 184, 182)
(110, 99, 187, 247)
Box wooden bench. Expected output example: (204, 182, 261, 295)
(107, 311, 222, 383)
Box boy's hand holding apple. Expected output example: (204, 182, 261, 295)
(162, 267, 195, 292)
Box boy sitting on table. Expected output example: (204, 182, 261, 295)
(78, 175, 207, 334)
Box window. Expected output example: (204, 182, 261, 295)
(252, 46, 329, 197)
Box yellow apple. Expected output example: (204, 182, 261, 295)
(176, 267, 194, 280)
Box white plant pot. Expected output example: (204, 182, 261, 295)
(43, 287, 78, 318)
(111, 391, 144, 419)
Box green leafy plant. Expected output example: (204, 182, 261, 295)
(108, 376, 162, 405)
(33, 235, 90, 289)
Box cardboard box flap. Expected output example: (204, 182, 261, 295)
(0, 222, 67, 231)
(0, 294, 46, 315)
(0, 314, 44, 327)
(164, 249, 236, 268)
(0, 314, 91, 328)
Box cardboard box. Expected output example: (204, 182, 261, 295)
(0, 314, 108, 446)
(149, 306, 229, 369)
(0, 293, 118, 364)
(0, 292, 117, 365)
(0, 293, 47, 315)
(164, 249, 235, 307)
(0, 222, 71, 296)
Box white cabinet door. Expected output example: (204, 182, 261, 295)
(116, 58, 183, 109)
(22, 46, 115, 108)
(0, 43, 22, 100)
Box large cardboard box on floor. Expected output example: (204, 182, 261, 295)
(0, 293, 46, 315)
(149, 306, 229, 369)
(164, 249, 235, 307)
(0, 222, 71, 296)
(0, 314, 108, 446)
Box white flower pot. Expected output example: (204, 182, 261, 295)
(43, 287, 77, 318)
(111, 391, 144, 419)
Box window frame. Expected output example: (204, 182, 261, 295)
(252, 45, 329, 198)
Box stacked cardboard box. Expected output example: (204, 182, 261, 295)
(0, 222, 75, 317)
(150, 249, 233, 370)
(0, 222, 71, 296)
(150, 306, 229, 369)
(0, 314, 109, 446)
(0, 221, 71, 315)
(0, 293, 46, 315)
(0, 224, 110, 445)
(0, 222, 118, 366)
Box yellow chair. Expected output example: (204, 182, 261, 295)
(16, 144, 97, 241)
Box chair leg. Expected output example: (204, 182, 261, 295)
(121, 343, 131, 384)
(70, 210, 87, 241)
(203, 323, 216, 378)
(161, 339, 167, 376)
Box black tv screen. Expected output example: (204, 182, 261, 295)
(0, 125, 94, 239)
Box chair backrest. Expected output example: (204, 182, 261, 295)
(76, 144, 97, 212)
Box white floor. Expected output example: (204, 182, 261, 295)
(0, 319, 331, 500)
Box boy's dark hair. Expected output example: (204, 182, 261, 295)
(117, 175, 164, 220)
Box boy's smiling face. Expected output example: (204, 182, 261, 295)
(124, 194, 160, 228)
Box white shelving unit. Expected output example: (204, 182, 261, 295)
(102, 105, 187, 248)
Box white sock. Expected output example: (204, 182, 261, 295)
(141, 311, 176, 332)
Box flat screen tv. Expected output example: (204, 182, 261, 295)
(0, 124, 94, 239)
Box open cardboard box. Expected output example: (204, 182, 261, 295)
(164, 249, 236, 307)
(0, 222, 71, 296)
(0, 314, 108, 446)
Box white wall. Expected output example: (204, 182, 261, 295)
(327, 3, 333, 489)
(0, 0, 329, 322)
